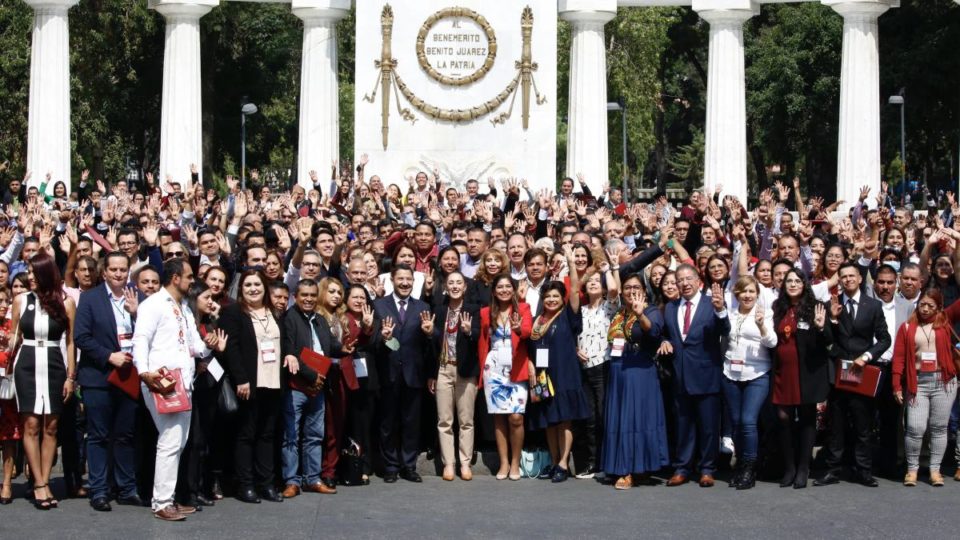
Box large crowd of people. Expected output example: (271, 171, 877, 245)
(0, 161, 958, 521)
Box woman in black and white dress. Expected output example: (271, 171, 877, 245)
(10, 252, 76, 510)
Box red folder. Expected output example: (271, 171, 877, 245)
(290, 348, 333, 396)
(834, 362, 882, 398)
(107, 362, 140, 400)
(339, 356, 360, 391)
(152, 367, 191, 413)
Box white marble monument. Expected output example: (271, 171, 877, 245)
(355, 0, 558, 191)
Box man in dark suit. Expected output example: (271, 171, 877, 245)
(816, 262, 891, 487)
(74, 251, 143, 511)
(372, 264, 435, 482)
(657, 264, 730, 487)
(865, 263, 915, 477)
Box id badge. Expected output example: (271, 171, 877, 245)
(611, 338, 625, 358)
(536, 348, 549, 368)
(260, 340, 277, 363)
(920, 351, 938, 373)
(497, 347, 513, 366)
(730, 359, 745, 373)
(118, 328, 133, 353)
(353, 356, 369, 378)
(797, 322, 810, 331)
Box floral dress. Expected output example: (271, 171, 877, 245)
(483, 324, 527, 414)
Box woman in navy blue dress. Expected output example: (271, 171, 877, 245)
(526, 248, 591, 483)
(601, 274, 669, 489)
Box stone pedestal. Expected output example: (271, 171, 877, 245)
(24, 0, 79, 191)
(151, 0, 218, 190)
(560, 4, 616, 196)
(293, 1, 349, 189)
(696, 2, 757, 205)
(824, 0, 892, 209)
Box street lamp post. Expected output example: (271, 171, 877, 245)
(888, 93, 905, 204)
(241, 102, 258, 191)
(607, 101, 628, 199)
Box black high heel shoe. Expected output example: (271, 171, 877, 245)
(0, 483, 12, 505)
(32, 484, 51, 510)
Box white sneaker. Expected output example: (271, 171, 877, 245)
(575, 467, 597, 479)
(721, 436, 735, 455)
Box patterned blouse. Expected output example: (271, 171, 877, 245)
(578, 299, 620, 369)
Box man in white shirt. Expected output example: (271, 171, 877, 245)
(132, 258, 222, 521)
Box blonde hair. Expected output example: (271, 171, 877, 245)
(732, 275, 759, 298)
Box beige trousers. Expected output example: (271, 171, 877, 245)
(436, 362, 477, 467)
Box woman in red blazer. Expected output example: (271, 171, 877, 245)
(892, 289, 959, 487)
(478, 274, 533, 480)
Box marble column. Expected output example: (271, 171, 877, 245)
(824, 0, 893, 210)
(695, 2, 757, 205)
(292, 1, 349, 190)
(151, 0, 217, 190)
(560, 6, 616, 196)
(23, 0, 79, 191)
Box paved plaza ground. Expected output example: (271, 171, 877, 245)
(0, 471, 954, 539)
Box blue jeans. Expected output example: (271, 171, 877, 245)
(721, 373, 770, 462)
(281, 389, 325, 486)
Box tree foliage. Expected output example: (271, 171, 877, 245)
(0, 0, 958, 200)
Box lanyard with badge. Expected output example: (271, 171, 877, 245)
(919, 324, 938, 372)
(111, 294, 133, 354)
(253, 311, 277, 363)
(729, 312, 749, 374)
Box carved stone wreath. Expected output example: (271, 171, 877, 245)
(415, 7, 497, 86)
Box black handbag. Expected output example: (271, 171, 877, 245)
(217, 374, 239, 415)
(338, 438, 368, 486)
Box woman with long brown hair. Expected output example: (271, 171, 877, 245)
(478, 274, 532, 480)
(473, 248, 509, 307)
(892, 288, 960, 486)
(10, 252, 76, 509)
(315, 278, 352, 492)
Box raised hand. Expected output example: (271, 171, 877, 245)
(420, 311, 435, 334)
(123, 287, 139, 315)
(630, 290, 647, 315)
(510, 311, 522, 332)
(814, 303, 827, 329)
(711, 283, 725, 311)
(381, 316, 395, 341)
(361, 303, 375, 329)
(754, 304, 765, 328)
(858, 185, 871, 202)
(829, 294, 843, 319)
(459, 311, 473, 335)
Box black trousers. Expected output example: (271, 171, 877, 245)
(177, 376, 219, 498)
(379, 380, 422, 473)
(824, 388, 876, 475)
(573, 363, 607, 470)
(874, 364, 901, 475)
(57, 392, 85, 489)
(347, 387, 377, 475)
(234, 389, 282, 490)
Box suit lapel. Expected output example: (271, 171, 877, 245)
(99, 286, 122, 350)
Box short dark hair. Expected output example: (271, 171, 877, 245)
(876, 264, 898, 279)
(391, 263, 414, 278)
(838, 261, 859, 275)
(104, 251, 131, 269)
(296, 278, 318, 293)
(162, 257, 188, 285)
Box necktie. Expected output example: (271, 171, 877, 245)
(846, 298, 856, 319)
(683, 300, 692, 335)
(398, 299, 407, 325)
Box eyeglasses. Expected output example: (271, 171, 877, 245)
(165, 251, 185, 259)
